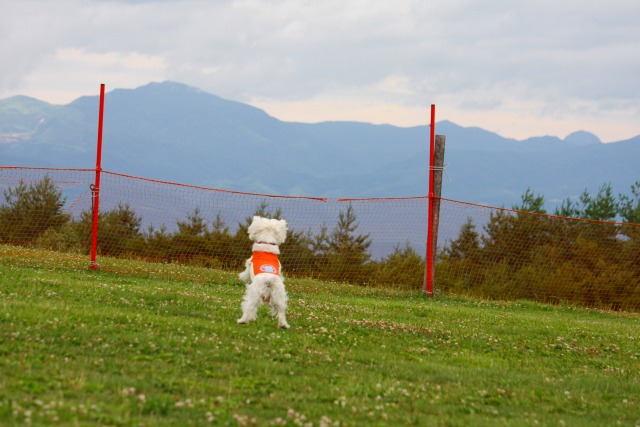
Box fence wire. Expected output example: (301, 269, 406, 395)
(1, 167, 639, 310)
(436, 198, 640, 311)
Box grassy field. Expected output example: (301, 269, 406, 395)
(1, 246, 639, 426)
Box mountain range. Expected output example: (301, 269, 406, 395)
(1, 81, 639, 210)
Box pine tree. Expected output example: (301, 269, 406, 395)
(0, 176, 69, 246)
(618, 181, 640, 278)
(374, 243, 424, 289)
(171, 208, 209, 262)
(513, 188, 546, 214)
(177, 208, 208, 236)
(328, 205, 371, 255)
(280, 227, 316, 277)
(554, 198, 581, 218)
(579, 183, 618, 221)
(445, 217, 480, 261)
(211, 213, 230, 236)
(205, 213, 234, 269)
(618, 181, 640, 224)
(480, 189, 553, 268)
(77, 203, 142, 256)
(324, 205, 373, 284)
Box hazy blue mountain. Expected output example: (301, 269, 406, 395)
(1, 81, 638, 210)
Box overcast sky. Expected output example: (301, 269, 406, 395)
(1, 0, 639, 142)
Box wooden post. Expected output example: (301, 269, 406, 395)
(430, 134, 447, 286)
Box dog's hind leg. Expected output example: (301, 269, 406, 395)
(276, 309, 289, 329)
(270, 286, 290, 329)
(274, 305, 289, 329)
(237, 286, 261, 324)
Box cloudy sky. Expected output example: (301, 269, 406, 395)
(1, 0, 639, 142)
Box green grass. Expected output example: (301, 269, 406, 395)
(1, 246, 639, 426)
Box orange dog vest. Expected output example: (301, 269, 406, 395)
(251, 252, 280, 276)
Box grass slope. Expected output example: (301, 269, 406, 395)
(1, 246, 639, 426)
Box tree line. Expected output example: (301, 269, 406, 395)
(2, 176, 639, 310)
(0, 176, 423, 288)
(437, 183, 640, 310)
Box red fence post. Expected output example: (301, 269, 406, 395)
(89, 84, 105, 270)
(424, 104, 436, 295)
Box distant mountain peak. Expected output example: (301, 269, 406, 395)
(563, 130, 601, 146)
(110, 80, 212, 98)
(0, 95, 54, 111)
(141, 80, 205, 93)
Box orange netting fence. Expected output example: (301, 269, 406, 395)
(0, 167, 429, 288)
(436, 198, 640, 311)
(1, 166, 639, 311)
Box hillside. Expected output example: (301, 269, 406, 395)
(1, 81, 639, 209)
(1, 247, 639, 426)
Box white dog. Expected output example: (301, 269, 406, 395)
(237, 216, 290, 329)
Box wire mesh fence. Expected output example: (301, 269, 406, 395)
(436, 198, 640, 311)
(1, 166, 639, 310)
(0, 167, 429, 289)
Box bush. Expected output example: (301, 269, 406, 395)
(77, 203, 142, 256)
(373, 243, 424, 289)
(34, 223, 83, 254)
(0, 176, 70, 246)
(438, 185, 640, 310)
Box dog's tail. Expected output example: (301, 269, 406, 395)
(262, 273, 278, 288)
(253, 273, 276, 286)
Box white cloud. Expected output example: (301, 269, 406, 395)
(0, 0, 639, 141)
(18, 48, 167, 104)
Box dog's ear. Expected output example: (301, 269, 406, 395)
(274, 219, 288, 243)
(247, 216, 260, 239)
